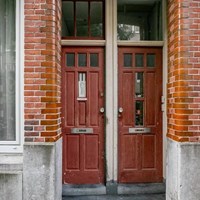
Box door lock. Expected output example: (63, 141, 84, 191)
(100, 107, 105, 113)
(118, 107, 123, 113)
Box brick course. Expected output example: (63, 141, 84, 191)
(24, 0, 62, 142)
(167, 0, 200, 142)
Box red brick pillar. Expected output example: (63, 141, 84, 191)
(24, 0, 62, 143)
(167, 0, 200, 199)
(168, 0, 200, 142)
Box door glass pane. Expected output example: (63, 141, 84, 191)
(91, 2, 103, 37)
(78, 73, 87, 98)
(135, 101, 144, 126)
(66, 53, 75, 67)
(62, 1, 74, 37)
(135, 54, 144, 67)
(124, 53, 132, 67)
(78, 53, 87, 67)
(147, 54, 156, 67)
(135, 73, 143, 97)
(90, 53, 98, 67)
(76, 2, 88, 37)
(117, 0, 162, 41)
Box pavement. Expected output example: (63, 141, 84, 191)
(63, 194, 165, 200)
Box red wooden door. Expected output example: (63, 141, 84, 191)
(62, 47, 104, 184)
(118, 47, 163, 183)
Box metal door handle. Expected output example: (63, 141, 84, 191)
(100, 107, 104, 113)
(118, 107, 123, 113)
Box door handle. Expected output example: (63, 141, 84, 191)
(100, 107, 105, 113)
(118, 107, 123, 113)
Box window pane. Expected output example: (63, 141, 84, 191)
(147, 54, 156, 67)
(66, 53, 75, 67)
(135, 54, 144, 67)
(124, 54, 132, 67)
(117, 0, 162, 41)
(62, 1, 74, 36)
(90, 53, 98, 67)
(135, 101, 144, 126)
(0, 0, 16, 141)
(135, 73, 143, 97)
(76, 2, 88, 37)
(78, 53, 87, 67)
(91, 2, 103, 37)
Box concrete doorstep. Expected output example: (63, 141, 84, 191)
(62, 183, 165, 199)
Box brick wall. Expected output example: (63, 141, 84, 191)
(24, 0, 62, 142)
(167, 0, 200, 142)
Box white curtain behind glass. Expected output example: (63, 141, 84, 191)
(0, 0, 16, 141)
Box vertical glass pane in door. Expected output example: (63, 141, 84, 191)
(135, 73, 143, 97)
(78, 53, 87, 67)
(66, 53, 75, 67)
(91, 2, 103, 37)
(62, 1, 74, 36)
(76, 2, 88, 37)
(135, 101, 144, 126)
(135, 54, 144, 67)
(124, 54, 132, 67)
(90, 53, 99, 67)
(147, 54, 156, 67)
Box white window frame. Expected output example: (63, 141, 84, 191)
(0, 0, 24, 153)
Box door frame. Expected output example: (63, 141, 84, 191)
(61, 0, 168, 184)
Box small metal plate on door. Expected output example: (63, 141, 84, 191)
(129, 128, 151, 134)
(71, 128, 93, 134)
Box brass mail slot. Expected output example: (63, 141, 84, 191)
(71, 128, 93, 134)
(129, 128, 151, 134)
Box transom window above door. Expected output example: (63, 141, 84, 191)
(62, 0, 105, 39)
(117, 0, 162, 41)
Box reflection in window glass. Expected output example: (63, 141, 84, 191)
(62, 2, 74, 36)
(90, 53, 98, 67)
(147, 54, 156, 67)
(76, 2, 88, 37)
(91, 2, 103, 37)
(135, 73, 143, 97)
(0, 0, 16, 141)
(135, 54, 144, 67)
(78, 53, 87, 67)
(117, 0, 162, 41)
(135, 101, 144, 126)
(124, 54, 132, 67)
(66, 53, 75, 67)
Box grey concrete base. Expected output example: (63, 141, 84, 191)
(23, 138, 62, 200)
(118, 183, 165, 195)
(63, 184, 106, 196)
(0, 154, 23, 200)
(0, 174, 22, 200)
(63, 183, 165, 196)
(166, 139, 200, 200)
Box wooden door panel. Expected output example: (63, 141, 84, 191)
(89, 72, 99, 126)
(122, 135, 137, 170)
(62, 47, 104, 184)
(118, 47, 162, 183)
(141, 135, 156, 169)
(66, 135, 80, 170)
(65, 72, 75, 127)
(84, 135, 99, 169)
(122, 72, 134, 126)
(146, 72, 156, 126)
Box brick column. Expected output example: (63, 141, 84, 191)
(24, 0, 62, 143)
(167, 0, 200, 199)
(23, 1, 62, 199)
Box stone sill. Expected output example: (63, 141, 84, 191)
(0, 154, 23, 174)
